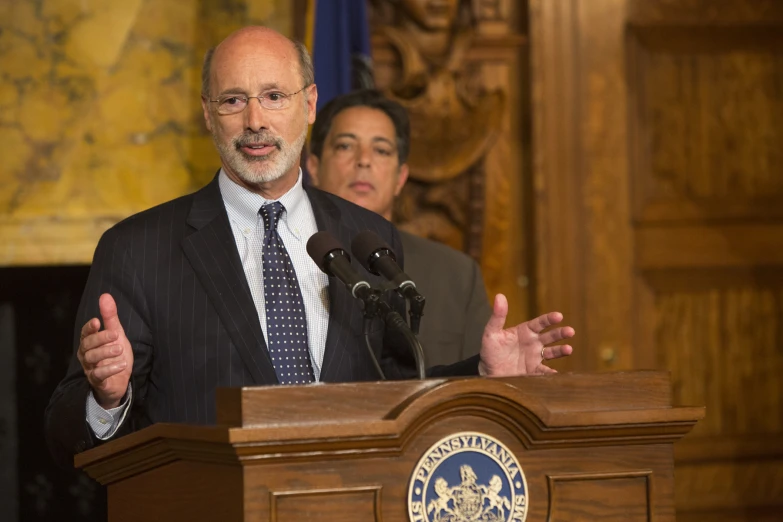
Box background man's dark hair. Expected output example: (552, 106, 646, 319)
(309, 89, 411, 165)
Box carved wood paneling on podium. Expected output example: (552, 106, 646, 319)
(76, 373, 702, 522)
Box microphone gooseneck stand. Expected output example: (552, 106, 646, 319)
(361, 290, 426, 381)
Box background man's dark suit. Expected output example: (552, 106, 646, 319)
(45, 176, 478, 467)
(400, 231, 492, 366)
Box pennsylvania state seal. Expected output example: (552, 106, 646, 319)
(408, 432, 528, 522)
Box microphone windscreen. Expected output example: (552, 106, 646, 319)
(351, 230, 395, 272)
(306, 231, 347, 273)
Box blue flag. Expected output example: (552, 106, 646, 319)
(307, 0, 374, 112)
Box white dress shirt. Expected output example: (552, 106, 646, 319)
(219, 168, 330, 377)
(86, 169, 330, 439)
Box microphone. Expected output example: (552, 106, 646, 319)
(351, 230, 426, 335)
(306, 231, 425, 380)
(306, 231, 372, 301)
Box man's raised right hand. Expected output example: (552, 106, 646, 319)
(76, 293, 133, 409)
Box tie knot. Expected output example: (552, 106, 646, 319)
(260, 201, 285, 231)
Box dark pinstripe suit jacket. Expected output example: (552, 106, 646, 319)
(45, 176, 479, 466)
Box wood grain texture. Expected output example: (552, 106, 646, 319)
(678, 507, 783, 522)
(528, 0, 589, 373)
(270, 487, 382, 522)
(74, 373, 697, 522)
(629, 30, 783, 223)
(675, 434, 783, 463)
(674, 459, 783, 512)
(576, 0, 637, 374)
(108, 461, 243, 522)
(237, 423, 679, 522)
(547, 471, 652, 522)
(656, 286, 783, 438)
(636, 225, 783, 269)
(213, 371, 677, 429)
(530, 0, 783, 520)
(628, 0, 783, 24)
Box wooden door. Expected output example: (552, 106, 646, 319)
(530, 0, 783, 520)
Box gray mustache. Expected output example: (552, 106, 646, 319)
(235, 133, 283, 150)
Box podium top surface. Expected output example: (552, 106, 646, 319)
(217, 370, 687, 427)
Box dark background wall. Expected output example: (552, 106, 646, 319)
(0, 267, 106, 522)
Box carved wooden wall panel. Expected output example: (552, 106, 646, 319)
(656, 286, 783, 437)
(531, 0, 783, 519)
(630, 33, 783, 222)
(530, 0, 635, 373)
(674, 459, 783, 520)
(370, 0, 532, 324)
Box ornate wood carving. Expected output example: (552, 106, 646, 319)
(370, 0, 505, 256)
(370, 0, 531, 323)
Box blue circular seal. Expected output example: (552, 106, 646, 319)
(408, 432, 528, 522)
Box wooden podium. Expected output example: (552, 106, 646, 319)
(76, 371, 703, 522)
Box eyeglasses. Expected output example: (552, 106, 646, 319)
(207, 85, 310, 115)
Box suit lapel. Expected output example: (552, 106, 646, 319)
(305, 186, 363, 383)
(181, 176, 279, 385)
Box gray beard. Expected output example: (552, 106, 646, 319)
(214, 123, 308, 185)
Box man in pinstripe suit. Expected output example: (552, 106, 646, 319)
(45, 26, 575, 467)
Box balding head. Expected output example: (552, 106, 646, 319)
(198, 25, 318, 199)
(201, 26, 313, 98)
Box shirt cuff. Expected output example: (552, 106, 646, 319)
(85, 384, 132, 440)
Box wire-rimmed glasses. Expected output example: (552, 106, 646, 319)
(207, 85, 309, 115)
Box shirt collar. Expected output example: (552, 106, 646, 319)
(218, 168, 309, 240)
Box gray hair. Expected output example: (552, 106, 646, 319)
(201, 38, 314, 97)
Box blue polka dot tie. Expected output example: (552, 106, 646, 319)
(260, 202, 315, 385)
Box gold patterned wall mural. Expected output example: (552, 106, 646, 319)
(0, 0, 293, 266)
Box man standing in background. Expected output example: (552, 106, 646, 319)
(307, 89, 492, 366)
